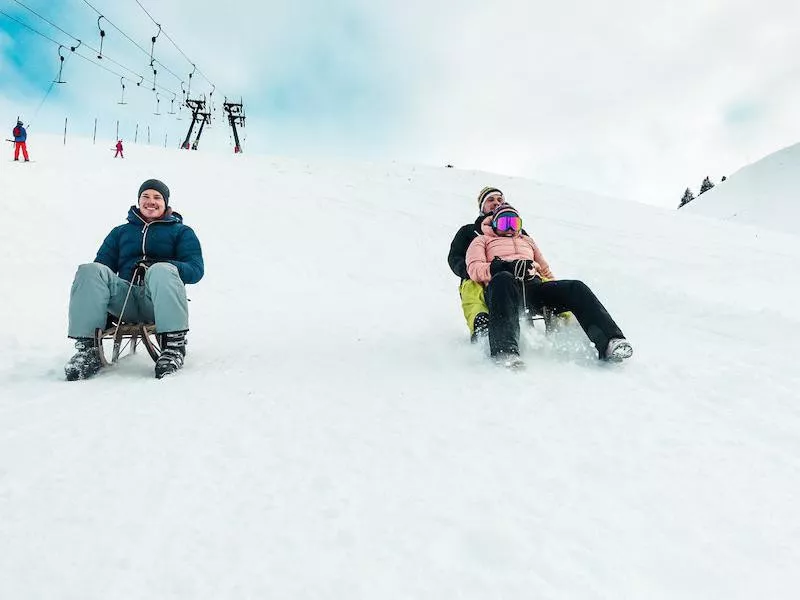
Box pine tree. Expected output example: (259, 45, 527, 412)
(679, 187, 694, 208)
(699, 176, 715, 194)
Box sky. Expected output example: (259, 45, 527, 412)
(2, 133, 800, 599)
(1, 0, 800, 206)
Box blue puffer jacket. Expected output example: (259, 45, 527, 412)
(94, 206, 204, 284)
(13, 124, 26, 142)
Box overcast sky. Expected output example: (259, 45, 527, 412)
(2, 0, 799, 207)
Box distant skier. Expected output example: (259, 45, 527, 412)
(466, 202, 633, 366)
(64, 179, 204, 381)
(12, 120, 29, 162)
(114, 139, 124, 158)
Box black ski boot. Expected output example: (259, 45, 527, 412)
(64, 337, 103, 381)
(155, 331, 187, 379)
(494, 351, 525, 370)
(470, 312, 489, 343)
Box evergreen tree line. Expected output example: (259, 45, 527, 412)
(678, 175, 727, 208)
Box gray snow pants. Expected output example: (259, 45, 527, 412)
(68, 262, 189, 338)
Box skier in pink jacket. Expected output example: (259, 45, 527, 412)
(466, 203, 632, 365)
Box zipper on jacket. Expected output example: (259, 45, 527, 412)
(134, 211, 170, 260)
(141, 222, 150, 259)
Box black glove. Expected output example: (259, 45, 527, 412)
(511, 259, 542, 281)
(136, 259, 158, 270)
(499, 259, 536, 280)
(510, 259, 530, 275)
(489, 257, 515, 276)
(131, 260, 157, 280)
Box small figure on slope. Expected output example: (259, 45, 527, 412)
(12, 119, 29, 162)
(114, 139, 124, 158)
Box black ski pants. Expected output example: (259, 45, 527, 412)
(484, 272, 625, 358)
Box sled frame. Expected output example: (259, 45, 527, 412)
(526, 306, 556, 335)
(94, 318, 161, 366)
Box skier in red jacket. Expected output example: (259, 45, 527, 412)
(12, 120, 29, 161)
(114, 139, 124, 158)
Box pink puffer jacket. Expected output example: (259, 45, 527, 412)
(466, 216, 555, 284)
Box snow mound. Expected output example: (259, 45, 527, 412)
(683, 141, 800, 235)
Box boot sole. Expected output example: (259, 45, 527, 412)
(65, 366, 102, 381)
(606, 342, 633, 362)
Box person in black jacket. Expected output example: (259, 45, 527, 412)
(447, 187, 507, 341)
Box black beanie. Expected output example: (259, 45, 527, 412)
(138, 179, 170, 205)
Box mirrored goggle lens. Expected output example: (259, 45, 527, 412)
(495, 215, 521, 231)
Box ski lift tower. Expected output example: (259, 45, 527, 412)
(181, 97, 209, 150)
(190, 109, 211, 150)
(223, 98, 246, 154)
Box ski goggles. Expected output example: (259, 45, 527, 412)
(493, 213, 522, 232)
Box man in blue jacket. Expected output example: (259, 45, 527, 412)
(12, 120, 29, 161)
(65, 179, 205, 380)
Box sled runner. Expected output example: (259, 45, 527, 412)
(526, 306, 557, 335)
(94, 314, 161, 366)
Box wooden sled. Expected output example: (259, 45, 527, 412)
(94, 315, 161, 366)
(525, 306, 562, 335)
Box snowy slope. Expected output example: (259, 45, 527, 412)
(1, 136, 800, 599)
(683, 141, 800, 236)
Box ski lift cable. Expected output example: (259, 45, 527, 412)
(69, 49, 126, 78)
(30, 56, 69, 126)
(74, 51, 177, 97)
(69, 51, 173, 98)
(1, 5, 65, 46)
(9, 0, 218, 102)
(81, 0, 184, 84)
(0, 8, 75, 96)
(133, 0, 219, 93)
(34, 78, 59, 113)
(12, 1, 108, 65)
(164, 28, 217, 91)
(10, 0, 79, 44)
(9, 1, 172, 89)
(0, 9, 179, 98)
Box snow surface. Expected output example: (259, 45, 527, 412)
(2, 136, 800, 599)
(683, 141, 800, 236)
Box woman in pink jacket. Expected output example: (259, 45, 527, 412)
(466, 203, 632, 364)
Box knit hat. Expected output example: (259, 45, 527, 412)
(477, 186, 504, 214)
(138, 179, 170, 205)
(492, 203, 519, 220)
(490, 203, 521, 234)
